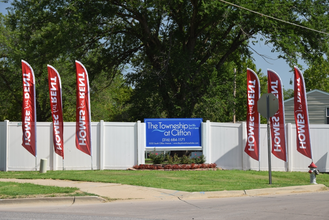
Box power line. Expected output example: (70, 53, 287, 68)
(219, 0, 329, 36)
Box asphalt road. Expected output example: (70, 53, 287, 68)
(0, 191, 328, 220)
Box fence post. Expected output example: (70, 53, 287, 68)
(202, 120, 211, 164)
(287, 123, 293, 171)
(50, 122, 56, 171)
(137, 121, 145, 165)
(241, 122, 248, 170)
(99, 120, 104, 170)
(4, 120, 9, 171)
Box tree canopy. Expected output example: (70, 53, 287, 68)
(1, 0, 329, 122)
(304, 57, 329, 92)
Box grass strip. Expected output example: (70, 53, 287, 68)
(1, 170, 328, 192)
(0, 181, 91, 199)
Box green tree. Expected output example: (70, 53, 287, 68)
(283, 88, 294, 100)
(0, 12, 131, 121)
(304, 57, 329, 92)
(3, 0, 329, 121)
(0, 13, 22, 121)
(91, 72, 132, 122)
(191, 56, 267, 122)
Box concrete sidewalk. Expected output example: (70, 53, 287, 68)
(0, 178, 327, 205)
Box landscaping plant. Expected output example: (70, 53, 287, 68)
(149, 152, 165, 164)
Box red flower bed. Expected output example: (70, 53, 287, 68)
(132, 163, 218, 170)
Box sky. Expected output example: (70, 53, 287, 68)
(248, 37, 308, 91)
(0, 2, 8, 15)
(0, 2, 306, 90)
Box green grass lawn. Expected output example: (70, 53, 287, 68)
(0, 181, 93, 199)
(1, 169, 328, 193)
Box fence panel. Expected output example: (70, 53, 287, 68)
(310, 125, 329, 172)
(7, 122, 40, 171)
(103, 122, 137, 169)
(55, 122, 99, 170)
(257, 124, 288, 172)
(210, 123, 243, 170)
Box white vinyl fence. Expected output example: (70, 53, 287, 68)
(0, 120, 328, 172)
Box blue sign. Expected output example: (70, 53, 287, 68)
(145, 118, 202, 147)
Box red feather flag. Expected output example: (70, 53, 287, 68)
(47, 65, 64, 158)
(267, 69, 287, 162)
(75, 60, 92, 156)
(244, 68, 260, 161)
(294, 67, 312, 159)
(21, 60, 37, 156)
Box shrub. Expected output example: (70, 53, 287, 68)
(166, 154, 174, 164)
(149, 152, 165, 164)
(173, 154, 180, 164)
(132, 163, 217, 170)
(194, 155, 206, 164)
(191, 154, 206, 164)
(180, 155, 191, 164)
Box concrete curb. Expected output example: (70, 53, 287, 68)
(245, 184, 328, 196)
(171, 184, 328, 201)
(0, 196, 107, 206)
